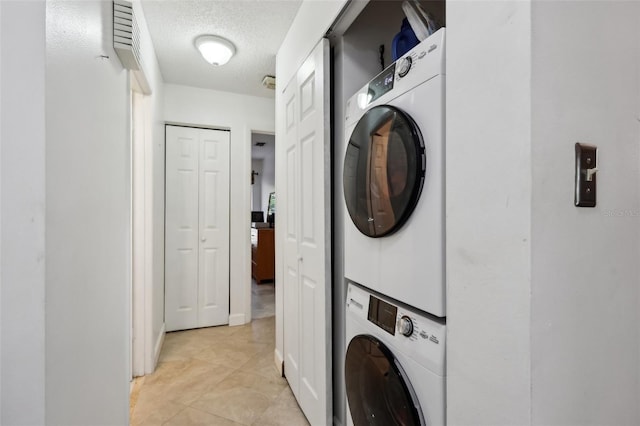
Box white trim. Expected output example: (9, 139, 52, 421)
(151, 323, 165, 370)
(131, 89, 146, 377)
(228, 313, 246, 327)
(274, 348, 284, 377)
(143, 95, 156, 374)
(164, 121, 230, 132)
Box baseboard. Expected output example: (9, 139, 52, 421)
(228, 313, 246, 327)
(150, 322, 165, 372)
(274, 348, 284, 377)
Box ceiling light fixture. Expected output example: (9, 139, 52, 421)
(194, 35, 236, 66)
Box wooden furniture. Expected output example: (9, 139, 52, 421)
(251, 227, 275, 283)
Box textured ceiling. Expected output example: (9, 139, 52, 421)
(140, 0, 303, 99)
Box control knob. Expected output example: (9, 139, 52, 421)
(398, 56, 412, 78)
(398, 315, 414, 337)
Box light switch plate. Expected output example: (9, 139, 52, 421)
(575, 143, 597, 207)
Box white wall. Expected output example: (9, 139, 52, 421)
(0, 1, 46, 424)
(530, 2, 640, 424)
(446, 2, 532, 424)
(448, 1, 640, 425)
(164, 83, 275, 325)
(46, 0, 131, 423)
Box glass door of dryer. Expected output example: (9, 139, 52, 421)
(343, 105, 426, 238)
(345, 334, 423, 426)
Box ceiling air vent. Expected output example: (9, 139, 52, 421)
(262, 75, 276, 90)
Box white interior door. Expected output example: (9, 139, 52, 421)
(198, 129, 230, 327)
(282, 38, 332, 426)
(165, 125, 230, 332)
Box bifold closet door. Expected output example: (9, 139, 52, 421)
(165, 125, 230, 332)
(281, 38, 332, 426)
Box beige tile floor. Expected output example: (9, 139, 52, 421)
(130, 316, 309, 426)
(251, 279, 275, 319)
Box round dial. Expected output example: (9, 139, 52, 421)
(398, 57, 412, 78)
(398, 315, 414, 337)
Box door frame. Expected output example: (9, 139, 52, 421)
(131, 81, 157, 376)
(161, 121, 266, 328)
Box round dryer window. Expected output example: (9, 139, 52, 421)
(345, 335, 423, 426)
(343, 105, 426, 238)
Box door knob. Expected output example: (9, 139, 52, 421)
(297, 254, 303, 262)
(201, 236, 206, 242)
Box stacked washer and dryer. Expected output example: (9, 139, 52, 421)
(343, 28, 446, 426)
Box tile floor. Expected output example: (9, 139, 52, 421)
(131, 301, 308, 425)
(251, 279, 275, 319)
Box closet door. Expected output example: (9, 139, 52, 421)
(165, 125, 230, 332)
(282, 38, 332, 426)
(197, 128, 230, 327)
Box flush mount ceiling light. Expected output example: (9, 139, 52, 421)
(194, 35, 236, 66)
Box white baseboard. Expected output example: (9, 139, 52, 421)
(274, 348, 284, 377)
(228, 313, 246, 327)
(149, 322, 165, 373)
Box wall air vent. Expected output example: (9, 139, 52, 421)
(113, 0, 140, 69)
(113, 0, 151, 94)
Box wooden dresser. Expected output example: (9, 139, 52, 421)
(251, 227, 275, 283)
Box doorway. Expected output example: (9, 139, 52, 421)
(250, 131, 276, 320)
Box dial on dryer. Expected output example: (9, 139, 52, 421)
(398, 315, 414, 337)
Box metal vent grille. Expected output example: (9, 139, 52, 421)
(113, 0, 141, 71)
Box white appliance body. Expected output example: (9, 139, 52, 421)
(343, 28, 446, 317)
(345, 282, 446, 426)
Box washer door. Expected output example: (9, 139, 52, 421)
(345, 335, 423, 426)
(343, 105, 425, 238)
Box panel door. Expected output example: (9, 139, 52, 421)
(165, 125, 230, 332)
(198, 129, 230, 327)
(282, 38, 332, 426)
(283, 73, 301, 399)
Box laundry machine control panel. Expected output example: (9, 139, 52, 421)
(344, 27, 445, 128)
(346, 282, 446, 375)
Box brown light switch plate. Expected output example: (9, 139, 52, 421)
(575, 143, 598, 207)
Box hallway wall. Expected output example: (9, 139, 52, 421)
(45, 1, 131, 423)
(0, 1, 46, 423)
(530, 2, 640, 424)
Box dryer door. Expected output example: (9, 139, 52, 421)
(345, 334, 423, 426)
(343, 105, 425, 238)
